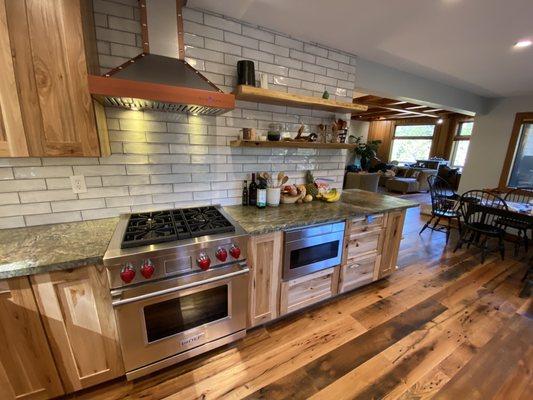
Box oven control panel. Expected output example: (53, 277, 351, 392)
(109, 239, 247, 288)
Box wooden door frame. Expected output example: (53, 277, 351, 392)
(498, 112, 533, 188)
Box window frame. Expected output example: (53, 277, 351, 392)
(450, 119, 474, 169)
(499, 112, 533, 188)
(389, 121, 436, 164)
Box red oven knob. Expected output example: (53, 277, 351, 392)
(140, 259, 155, 279)
(229, 244, 241, 259)
(120, 263, 135, 283)
(197, 253, 211, 270)
(215, 247, 228, 262)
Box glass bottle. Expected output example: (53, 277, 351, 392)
(257, 179, 267, 208)
(248, 173, 257, 206)
(242, 180, 248, 206)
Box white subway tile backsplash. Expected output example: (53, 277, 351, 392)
(0, 180, 46, 193)
(0, 203, 51, 217)
(82, 207, 130, 220)
(184, 20, 223, 40)
(24, 212, 82, 226)
(274, 35, 303, 51)
(0, 193, 19, 205)
(150, 174, 192, 184)
(242, 48, 273, 63)
(78, 186, 129, 199)
(0, 216, 25, 229)
(13, 166, 73, 179)
(102, 175, 150, 186)
(182, 7, 203, 24)
(73, 165, 126, 176)
(19, 190, 77, 204)
(129, 184, 172, 196)
(243, 26, 275, 43)
(224, 31, 258, 49)
(204, 38, 241, 56)
(52, 198, 106, 212)
(0, 168, 13, 180)
(0, 6, 354, 227)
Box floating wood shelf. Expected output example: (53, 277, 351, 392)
(234, 85, 368, 114)
(230, 140, 356, 150)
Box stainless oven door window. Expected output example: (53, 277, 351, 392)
(113, 265, 248, 372)
(143, 284, 229, 343)
(283, 230, 344, 280)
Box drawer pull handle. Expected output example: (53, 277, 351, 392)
(348, 263, 361, 269)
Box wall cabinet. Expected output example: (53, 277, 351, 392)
(247, 232, 283, 327)
(0, 0, 108, 157)
(0, 276, 64, 400)
(30, 265, 124, 393)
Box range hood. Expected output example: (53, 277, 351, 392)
(88, 0, 234, 115)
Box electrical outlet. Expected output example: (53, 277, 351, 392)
(70, 175, 87, 194)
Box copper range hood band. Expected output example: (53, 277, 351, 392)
(88, 75, 234, 112)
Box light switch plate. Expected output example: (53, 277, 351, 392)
(70, 175, 87, 193)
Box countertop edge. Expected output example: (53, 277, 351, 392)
(243, 203, 418, 236)
(0, 256, 105, 280)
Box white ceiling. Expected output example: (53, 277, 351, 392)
(189, 0, 533, 98)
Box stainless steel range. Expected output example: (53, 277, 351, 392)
(103, 205, 249, 380)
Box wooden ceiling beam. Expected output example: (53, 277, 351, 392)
(353, 101, 440, 118)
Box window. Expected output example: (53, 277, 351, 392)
(390, 124, 435, 163)
(500, 113, 533, 188)
(508, 121, 533, 187)
(450, 121, 473, 169)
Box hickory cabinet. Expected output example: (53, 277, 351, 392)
(30, 265, 124, 393)
(248, 210, 407, 326)
(0, 276, 64, 400)
(247, 232, 283, 327)
(0, 0, 108, 157)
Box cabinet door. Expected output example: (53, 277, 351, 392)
(247, 232, 282, 327)
(0, 277, 64, 400)
(5, 0, 101, 156)
(375, 210, 406, 279)
(279, 267, 339, 316)
(30, 265, 124, 393)
(0, 0, 28, 157)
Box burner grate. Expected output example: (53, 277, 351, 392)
(121, 206, 235, 249)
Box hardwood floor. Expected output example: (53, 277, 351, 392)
(70, 207, 532, 400)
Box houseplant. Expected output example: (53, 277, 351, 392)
(351, 136, 381, 170)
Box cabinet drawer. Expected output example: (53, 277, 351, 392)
(279, 267, 338, 315)
(339, 254, 379, 293)
(349, 214, 385, 234)
(347, 229, 381, 258)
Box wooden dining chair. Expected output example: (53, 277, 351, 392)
(419, 175, 461, 243)
(454, 190, 508, 263)
(502, 187, 533, 255)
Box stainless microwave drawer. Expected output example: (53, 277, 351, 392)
(285, 221, 346, 242)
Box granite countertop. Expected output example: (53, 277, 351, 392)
(0, 190, 417, 280)
(0, 218, 118, 279)
(224, 189, 418, 235)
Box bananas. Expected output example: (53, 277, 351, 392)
(316, 189, 341, 203)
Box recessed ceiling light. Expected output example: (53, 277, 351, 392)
(514, 40, 532, 48)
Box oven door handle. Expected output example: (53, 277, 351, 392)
(111, 267, 249, 307)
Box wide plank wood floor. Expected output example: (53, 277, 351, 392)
(69, 206, 532, 400)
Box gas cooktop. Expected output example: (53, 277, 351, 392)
(121, 206, 235, 249)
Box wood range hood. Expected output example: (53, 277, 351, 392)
(88, 0, 234, 115)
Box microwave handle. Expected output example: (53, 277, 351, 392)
(111, 267, 249, 307)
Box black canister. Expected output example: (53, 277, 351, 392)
(237, 60, 256, 86)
